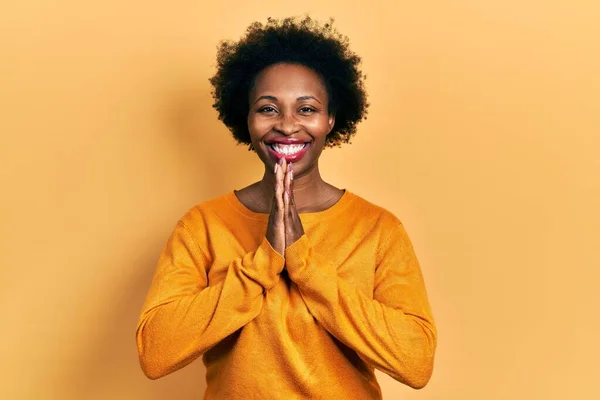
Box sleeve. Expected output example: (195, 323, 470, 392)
(136, 220, 285, 379)
(284, 223, 437, 389)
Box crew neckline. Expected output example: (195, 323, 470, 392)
(227, 189, 353, 223)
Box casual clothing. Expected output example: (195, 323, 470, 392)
(136, 190, 436, 399)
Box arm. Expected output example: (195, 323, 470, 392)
(136, 220, 284, 379)
(284, 223, 437, 389)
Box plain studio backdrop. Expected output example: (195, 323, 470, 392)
(1, 1, 598, 399)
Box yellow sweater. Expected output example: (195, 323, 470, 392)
(136, 190, 437, 399)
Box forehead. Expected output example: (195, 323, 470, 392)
(250, 63, 328, 100)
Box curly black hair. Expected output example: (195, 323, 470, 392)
(209, 16, 369, 150)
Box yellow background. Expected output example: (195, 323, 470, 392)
(1, 1, 599, 399)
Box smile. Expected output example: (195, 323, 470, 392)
(269, 143, 308, 155)
(266, 142, 311, 162)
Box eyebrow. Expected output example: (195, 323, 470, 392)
(253, 95, 322, 105)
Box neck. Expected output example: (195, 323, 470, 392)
(258, 161, 331, 211)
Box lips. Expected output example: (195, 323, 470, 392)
(266, 141, 311, 162)
(265, 138, 309, 145)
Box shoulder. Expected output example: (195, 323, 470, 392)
(176, 191, 235, 229)
(346, 191, 404, 230)
(346, 193, 421, 265)
(343, 191, 415, 261)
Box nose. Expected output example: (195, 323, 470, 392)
(274, 112, 300, 136)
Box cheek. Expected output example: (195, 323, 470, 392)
(248, 116, 271, 139)
(305, 116, 333, 138)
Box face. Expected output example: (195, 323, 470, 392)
(247, 63, 335, 175)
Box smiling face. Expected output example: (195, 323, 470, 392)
(247, 63, 335, 175)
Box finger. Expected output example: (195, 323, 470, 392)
(276, 158, 286, 219)
(272, 160, 279, 206)
(281, 157, 288, 185)
(284, 164, 290, 198)
(289, 162, 295, 206)
(275, 158, 285, 215)
(284, 164, 293, 216)
(283, 161, 290, 209)
(287, 164, 295, 211)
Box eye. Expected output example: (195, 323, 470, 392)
(258, 106, 277, 113)
(299, 106, 316, 114)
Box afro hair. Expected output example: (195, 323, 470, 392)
(209, 16, 369, 150)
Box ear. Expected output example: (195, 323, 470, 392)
(328, 113, 336, 133)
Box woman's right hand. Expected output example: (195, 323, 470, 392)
(266, 158, 286, 256)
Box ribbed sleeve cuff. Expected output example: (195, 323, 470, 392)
(285, 234, 332, 285)
(244, 237, 285, 290)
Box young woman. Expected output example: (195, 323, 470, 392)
(136, 16, 437, 399)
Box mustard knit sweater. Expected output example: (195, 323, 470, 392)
(136, 190, 437, 399)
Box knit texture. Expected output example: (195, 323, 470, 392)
(136, 190, 437, 399)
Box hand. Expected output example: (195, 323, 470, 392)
(266, 158, 286, 255)
(283, 161, 305, 249)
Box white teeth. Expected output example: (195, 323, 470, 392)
(271, 143, 307, 155)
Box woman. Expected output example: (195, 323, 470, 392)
(136, 16, 437, 399)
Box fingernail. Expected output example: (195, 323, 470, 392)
(274, 163, 279, 174)
(278, 157, 284, 165)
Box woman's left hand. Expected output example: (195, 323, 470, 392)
(283, 162, 305, 249)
